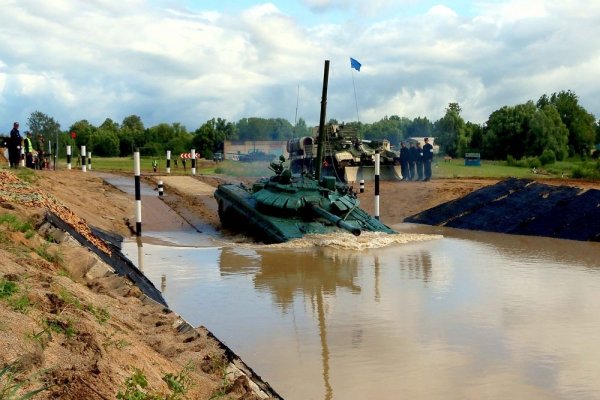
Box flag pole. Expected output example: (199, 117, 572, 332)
(351, 70, 360, 122)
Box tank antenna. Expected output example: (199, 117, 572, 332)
(315, 60, 330, 182)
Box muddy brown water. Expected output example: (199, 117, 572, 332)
(112, 175, 600, 399)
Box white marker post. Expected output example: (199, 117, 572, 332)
(190, 149, 196, 175)
(374, 150, 380, 220)
(134, 149, 144, 270)
(66, 145, 72, 170)
(81, 145, 87, 172)
(166, 150, 171, 174)
(158, 180, 164, 197)
(87, 151, 92, 171)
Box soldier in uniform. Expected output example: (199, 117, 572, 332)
(408, 142, 418, 181)
(423, 137, 434, 181)
(416, 142, 424, 181)
(399, 142, 410, 181)
(8, 122, 21, 168)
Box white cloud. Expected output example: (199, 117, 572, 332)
(0, 0, 599, 131)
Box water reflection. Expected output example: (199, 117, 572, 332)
(124, 229, 600, 400)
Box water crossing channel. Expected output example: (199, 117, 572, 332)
(110, 175, 600, 400)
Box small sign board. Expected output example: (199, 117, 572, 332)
(464, 152, 481, 166)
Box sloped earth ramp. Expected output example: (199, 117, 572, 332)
(405, 178, 600, 241)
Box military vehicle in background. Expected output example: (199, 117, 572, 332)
(238, 150, 276, 163)
(287, 124, 402, 183)
(213, 60, 397, 243)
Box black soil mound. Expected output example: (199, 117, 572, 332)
(405, 178, 600, 241)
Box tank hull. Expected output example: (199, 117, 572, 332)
(214, 177, 396, 244)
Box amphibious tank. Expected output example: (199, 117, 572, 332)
(213, 60, 397, 243)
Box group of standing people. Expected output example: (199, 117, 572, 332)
(6, 122, 47, 169)
(399, 137, 434, 181)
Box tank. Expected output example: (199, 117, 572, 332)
(213, 60, 397, 244)
(288, 124, 403, 182)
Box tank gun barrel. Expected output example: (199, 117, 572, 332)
(309, 204, 361, 236)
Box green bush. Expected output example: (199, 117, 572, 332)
(539, 149, 556, 165)
(526, 157, 541, 169)
(0, 279, 18, 299)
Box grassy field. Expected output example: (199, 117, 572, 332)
(4, 154, 598, 180)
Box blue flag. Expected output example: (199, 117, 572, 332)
(350, 57, 361, 71)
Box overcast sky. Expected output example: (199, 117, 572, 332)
(1, 0, 599, 132)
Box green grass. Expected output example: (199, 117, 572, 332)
(0, 279, 19, 299)
(430, 157, 600, 180)
(35, 154, 599, 181)
(0, 279, 32, 314)
(432, 158, 539, 179)
(0, 362, 50, 400)
(0, 214, 34, 235)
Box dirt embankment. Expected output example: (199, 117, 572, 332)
(2, 167, 597, 399)
(0, 169, 276, 399)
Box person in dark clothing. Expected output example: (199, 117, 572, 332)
(408, 142, 418, 181)
(24, 131, 34, 168)
(423, 137, 434, 181)
(8, 122, 22, 168)
(399, 142, 410, 181)
(36, 135, 46, 169)
(416, 142, 424, 181)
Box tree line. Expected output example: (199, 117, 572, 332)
(12, 90, 600, 162)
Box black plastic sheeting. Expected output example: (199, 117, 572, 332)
(405, 178, 600, 242)
(44, 212, 168, 306)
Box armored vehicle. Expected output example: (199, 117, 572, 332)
(287, 124, 402, 182)
(213, 60, 397, 243)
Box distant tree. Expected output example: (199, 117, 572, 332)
(465, 122, 484, 152)
(120, 115, 145, 156)
(482, 102, 536, 159)
(363, 115, 410, 145)
(236, 118, 293, 142)
(144, 123, 181, 156)
(292, 118, 311, 138)
(407, 117, 433, 138)
(543, 90, 596, 157)
(69, 120, 96, 149)
(434, 103, 466, 157)
(92, 129, 120, 156)
(529, 105, 569, 160)
(192, 118, 235, 159)
(27, 111, 61, 146)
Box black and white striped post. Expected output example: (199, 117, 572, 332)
(134, 149, 144, 270)
(359, 179, 365, 193)
(66, 145, 72, 170)
(81, 145, 87, 172)
(158, 180, 164, 197)
(374, 150, 380, 220)
(166, 150, 171, 174)
(190, 149, 196, 175)
(20, 146, 25, 167)
(87, 151, 92, 171)
(134, 149, 142, 236)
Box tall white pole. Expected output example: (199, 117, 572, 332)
(134, 149, 143, 270)
(66, 145, 72, 170)
(166, 150, 171, 174)
(374, 151, 380, 220)
(190, 149, 196, 175)
(81, 145, 87, 172)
